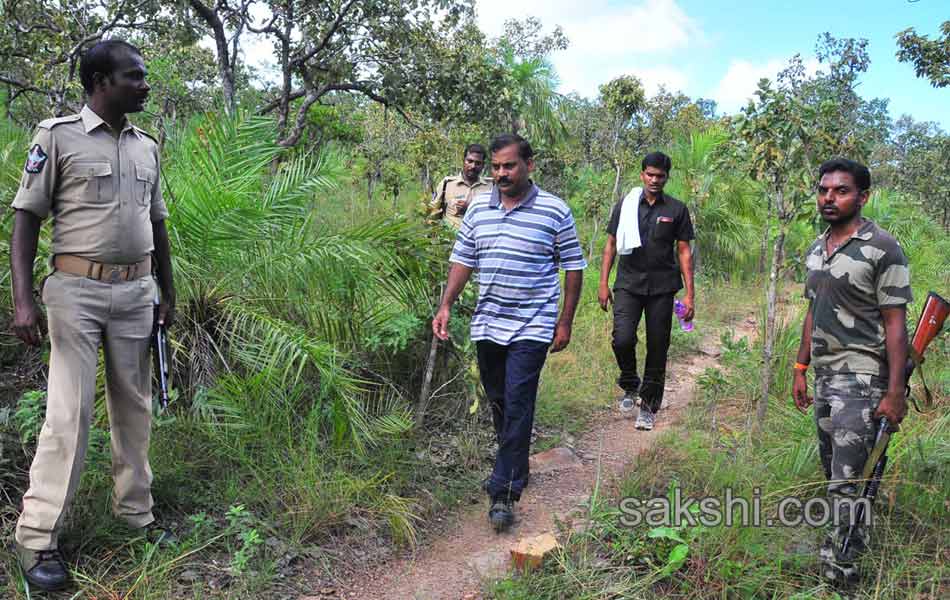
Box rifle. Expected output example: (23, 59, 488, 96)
(152, 303, 171, 411)
(840, 291, 949, 557)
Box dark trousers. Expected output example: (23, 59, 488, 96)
(611, 289, 675, 413)
(476, 339, 549, 502)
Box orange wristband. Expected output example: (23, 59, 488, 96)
(793, 362, 809, 372)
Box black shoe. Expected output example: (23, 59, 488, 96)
(16, 545, 69, 591)
(489, 499, 514, 533)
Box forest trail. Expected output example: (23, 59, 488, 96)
(336, 314, 758, 600)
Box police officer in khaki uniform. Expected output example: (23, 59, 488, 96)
(9, 40, 175, 591)
(427, 143, 492, 229)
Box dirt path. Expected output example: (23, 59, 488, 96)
(336, 317, 757, 600)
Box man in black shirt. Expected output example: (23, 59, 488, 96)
(598, 152, 695, 430)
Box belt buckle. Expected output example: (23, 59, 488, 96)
(107, 266, 121, 283)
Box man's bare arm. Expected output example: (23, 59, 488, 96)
(10, 209, 44, 346)
(552, 269, 583, 352)
(432, 262, 474, 340)
(792, 302, 814, 412)
(598, 234, 616, 311)
(677, 240, 695, 321)
(152, 219, 176, 326)
(876, 306, 909, 424)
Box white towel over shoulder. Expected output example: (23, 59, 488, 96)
(616, 187, 642, 255)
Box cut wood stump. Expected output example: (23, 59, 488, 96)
(510, 533, 560, 571)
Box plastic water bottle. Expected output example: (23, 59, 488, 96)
(674, 299, 694, 332)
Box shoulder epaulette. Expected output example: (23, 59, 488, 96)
(37, 114, 81, 129)
(132, 125, 159, 144)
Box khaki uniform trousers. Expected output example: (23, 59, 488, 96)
(16, 271, 157, 550)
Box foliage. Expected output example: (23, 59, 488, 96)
(668, 128, 757, 277)
(235, 0, 488, 147)
(161, 111, 440, 450)
(0, 0, 192, 122)
(881, 115, 950, 228)
(733, 38, 878, 428)
(896, 20, 950, 88)
(12, 388, 43, 444)
(488, 18, 570, 151)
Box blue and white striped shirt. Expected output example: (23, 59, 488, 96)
(450, 184, 587, 345)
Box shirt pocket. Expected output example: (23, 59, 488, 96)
(135, 163, 157, 207)
(653, 216, 676, 241)
(64, 160, 112, 204)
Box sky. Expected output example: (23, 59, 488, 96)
(474, 0, 949, 129)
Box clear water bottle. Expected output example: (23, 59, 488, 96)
(674, 299, 694, 332)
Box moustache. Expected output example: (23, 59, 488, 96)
(497, 178, 512, 185)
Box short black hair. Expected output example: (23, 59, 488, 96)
(818, 158, 871, 191)
(79, 39, 143, 94)
(489, 134, 533, 161)
(642, 152, 672, 174)
(463, 143, 486, 159)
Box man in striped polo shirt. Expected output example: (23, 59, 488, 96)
(432, 134, 586, 532)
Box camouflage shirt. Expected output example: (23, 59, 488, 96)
(804, 218, 912, 379)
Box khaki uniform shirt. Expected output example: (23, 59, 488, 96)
(428, 173, 492, 229)
(12, 105, 168, 264)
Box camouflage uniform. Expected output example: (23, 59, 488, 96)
(804, 218, 912, 582)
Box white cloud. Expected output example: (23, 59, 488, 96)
(476, 0, 703, 98)
(711, 57, 820, 113)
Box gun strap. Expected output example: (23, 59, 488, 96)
(908, 351, 933, 412)
(907, 346, 933, 414)
(916, 366, 934, 410)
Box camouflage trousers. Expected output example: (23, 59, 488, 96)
(813, 373, 887, 584)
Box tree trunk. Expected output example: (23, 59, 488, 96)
(415, 282, 445, 429)
(189, 0, 236, 114)
(276, 2, 293, 136)
(414, 333, 440, 430)
(422, 164, 432, 196)
(588, 216, 600, 264)
(611, 162, 623, 203)
(157, 98, 176, 155)
(755, 197, 787, 431)
(758, 192, 773, 275)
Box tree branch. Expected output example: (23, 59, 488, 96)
(290, 0, 359, 69)
(257, 88, 307, 115)
(0, 74, 51, 96)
